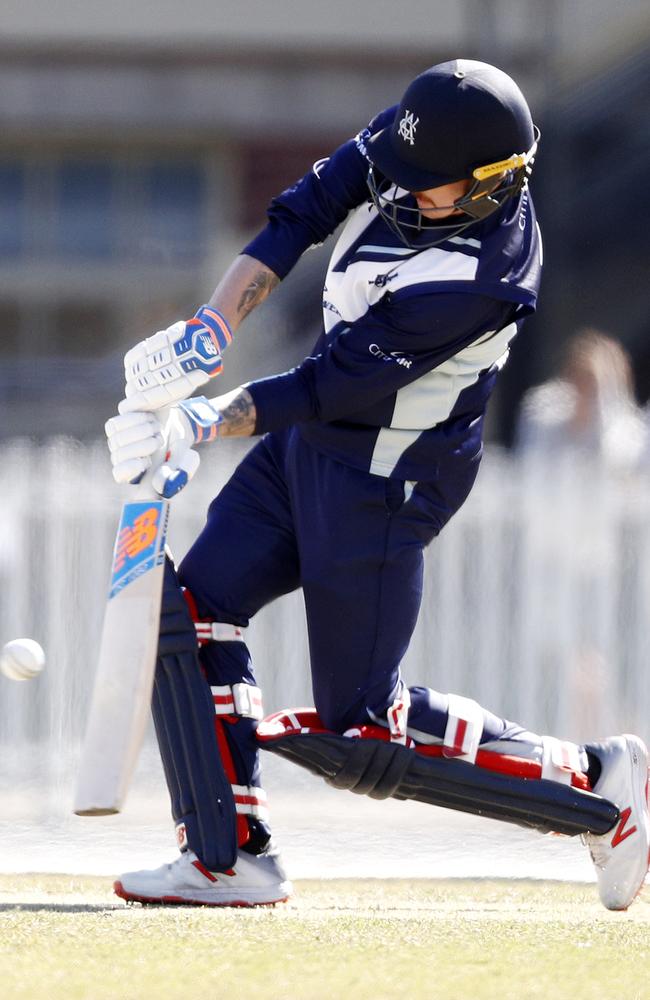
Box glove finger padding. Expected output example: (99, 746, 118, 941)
(120, 381, 177, 414)
(121, 307, 231, 413)
(105, 411, 165, 485)
(105, 412, 164, 454)
(123, 324, 184, 377)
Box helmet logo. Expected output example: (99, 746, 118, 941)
(397, 109, 419, 146)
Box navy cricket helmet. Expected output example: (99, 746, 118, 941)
(365, 59, 539, 248)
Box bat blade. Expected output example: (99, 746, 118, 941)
(74, 497, 170, 816)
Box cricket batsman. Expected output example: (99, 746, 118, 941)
(105, 59, 650, 909)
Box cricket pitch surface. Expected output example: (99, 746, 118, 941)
(1, 875, 649, 1000)
(2, 753, 650, 999)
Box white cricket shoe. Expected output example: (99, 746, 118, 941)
(114, 846, 292, 907)
(582, 734, 650, 910)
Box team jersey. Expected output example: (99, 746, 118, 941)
(243, 106, 542, 482)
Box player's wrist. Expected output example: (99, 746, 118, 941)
(176, 396, 223, 445)
(191, 305, 233, 355)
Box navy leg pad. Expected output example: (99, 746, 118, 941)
(153, 558, 237, 872)
(260, 727, 619, 837)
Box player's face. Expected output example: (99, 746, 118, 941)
(411, 179, 472, 219)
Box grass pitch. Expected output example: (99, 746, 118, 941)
(1, 875, 649, 1000)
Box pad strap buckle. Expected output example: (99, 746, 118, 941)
(541, 736, 586, 785)
(212, 683, 264, 720)
(443, 694, 483, 764)
(387, 687, 411, 744)
(195, 621, 247, 645)
(233, 783, 269, 821)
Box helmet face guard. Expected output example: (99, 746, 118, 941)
(367, 125, 540, 249)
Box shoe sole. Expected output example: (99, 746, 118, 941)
(113, 880, 290, 908)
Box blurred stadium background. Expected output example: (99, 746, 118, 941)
(0, 0, 648, 437)
(0, 1, 649, 877)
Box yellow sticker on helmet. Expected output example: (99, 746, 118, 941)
(473, 152, 528, 181)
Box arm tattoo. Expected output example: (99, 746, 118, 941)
(236, 269, 280, 320)
(218, 388, 257, 438)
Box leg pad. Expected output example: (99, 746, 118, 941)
(258, 710, 619, 837)
(153, 559, 238, 871)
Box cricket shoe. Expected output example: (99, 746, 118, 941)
(582, 734, 650, 910)
(114, 845, 292, 907)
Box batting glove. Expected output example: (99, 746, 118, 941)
(106, 397, 223, 499)
(120, 305, 233, 413)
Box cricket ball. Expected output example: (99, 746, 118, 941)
(0, 638, 46, 681)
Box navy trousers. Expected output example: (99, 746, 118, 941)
(179, 427, 511, 798)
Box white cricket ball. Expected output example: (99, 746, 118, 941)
(0, 638, 46, 681)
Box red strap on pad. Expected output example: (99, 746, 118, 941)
(257, 708, 590, 791)
(214, 717, 250, 847)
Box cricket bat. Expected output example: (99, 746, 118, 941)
(74, 486, 170, 815)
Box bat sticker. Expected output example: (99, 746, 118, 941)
(109, 501, 169, 598)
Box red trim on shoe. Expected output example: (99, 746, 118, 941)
(191, 859, 218, 881)
(610, 807, 638, 848)
(191, 858, 236, 879)
(113, 880, 287, 908)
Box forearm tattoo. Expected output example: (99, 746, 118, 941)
(236, 269, 280, 321)
(218, 388, 257, 437)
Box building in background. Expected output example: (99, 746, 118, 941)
(0, 0, 648, 436)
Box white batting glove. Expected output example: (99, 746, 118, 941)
(121, 305, 233, 413)
(106, 397, 223, 499)
(105, 411, 165, 486)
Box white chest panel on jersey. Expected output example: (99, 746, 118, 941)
(322, 202, 480, 334)
(319, 203, 517, 478)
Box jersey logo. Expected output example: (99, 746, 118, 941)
(369, 344, 412, 368)
(354, 127, 371, 158)
(610, 806, 637, 848)
(312, 157, 329, 178)
(398, 109, 419, 146)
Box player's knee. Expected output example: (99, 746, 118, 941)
(177, 553, 240, 627)
(315, 685, 406, 736)
(315, 697, 375, 735)
(178, 557, 249, 639)
(314, 702, 349, 734)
